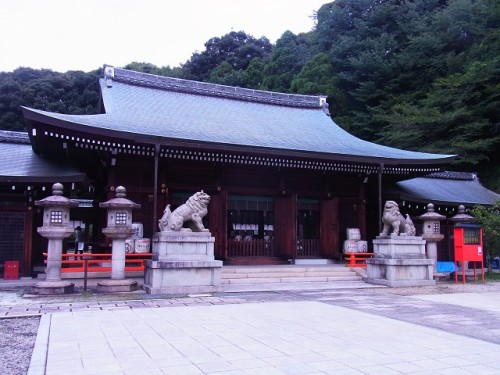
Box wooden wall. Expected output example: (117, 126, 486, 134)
(103, 156, 366, 261)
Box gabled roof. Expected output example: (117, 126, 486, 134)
(22, 66, 455, 167)
(0, 131, 85, 183)
(395, 171, 500, 206)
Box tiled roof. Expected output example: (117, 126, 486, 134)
(0, 131, 85, 183)
(395, 172, 500, 206)
(0, 130, 30, 144)
(22, 67, 455, 165)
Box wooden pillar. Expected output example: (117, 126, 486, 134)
(320, 197, 339, 259)
(152, 143, 160, 235)
(359, 184, 367, 241)
(208, 189, 227, 260)
(274, 193, 297, 260)
(23, 208, 33, 277)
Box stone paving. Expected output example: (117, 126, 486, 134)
(1, 279, 499, 375)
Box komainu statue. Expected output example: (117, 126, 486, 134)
(159, 191, 210, 232)
(380, 200, 416, 237)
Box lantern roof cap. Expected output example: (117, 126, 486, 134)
(35, 182, 79, 207)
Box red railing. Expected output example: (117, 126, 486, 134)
(43, 253, 152, 273)
(227, 239, 275, 257)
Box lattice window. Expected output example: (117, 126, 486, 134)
(115, 212, 128, 225)
(50, 211, 63, 224)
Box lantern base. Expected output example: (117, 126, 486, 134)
(32, 280, 75, 295)
(97, 279, 139, 293)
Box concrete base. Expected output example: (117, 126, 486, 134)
(32, 280, 75, 295)
(364, 236, 435, 287)
(143, 231, 223, 295)
(143, 260, 222, 294)
(97, 279, 138, 293)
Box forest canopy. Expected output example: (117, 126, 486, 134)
(0, 0, 498, 191)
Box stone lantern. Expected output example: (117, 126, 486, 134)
(98, 186, 141, 292)
(419, 203, 445, 272)
(33, 183, 78, 295)
(450, 205, 476, 224)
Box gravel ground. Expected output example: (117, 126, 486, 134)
(0, 281, 498, 375)
(0, 316, 40, 375)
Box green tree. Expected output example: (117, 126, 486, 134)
(244, 58, 266, 89)
(471, 201, 500, 271)
(262, 31, 313, 92)
(124, 62, 183, 78)
(290, 52, 348, 116)
(182, 31, 272, 82)
(0, 68, 100, 131)
(208, 61, 247, 87)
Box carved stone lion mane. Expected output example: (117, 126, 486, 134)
(380, 200, 416, 237)
(158, 191, 210, 232)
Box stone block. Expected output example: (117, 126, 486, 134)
(373, 236, 426, 259)
(365, 236, 435, 287)
(152, 231, 215, 261)
(144, 231, 222, 295)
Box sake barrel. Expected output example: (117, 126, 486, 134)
(125, 239, 135, 254)
(346, 228, 361, 240)
(357, 240, 368, 253)
(135, 238, 150, 253)
(131, 222, 143, 239)
(343, 240, 359, 253)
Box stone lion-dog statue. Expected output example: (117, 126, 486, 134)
(380, 200, 416, 237)
(159, 191, 210, 232)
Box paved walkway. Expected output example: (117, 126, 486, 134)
(1, 279, 500, 375)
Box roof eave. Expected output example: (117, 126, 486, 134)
(22, 107, 456, 168)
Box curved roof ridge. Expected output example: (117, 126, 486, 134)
(425, 171, 476, 181)
(109, 66, 324, 109)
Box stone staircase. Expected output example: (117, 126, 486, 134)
(221, 264, 370, 292)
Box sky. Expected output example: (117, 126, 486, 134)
(1, 0, 328, 73)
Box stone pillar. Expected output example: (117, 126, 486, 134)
(98, 186, 141, 292)
(33, 183, 78, 295)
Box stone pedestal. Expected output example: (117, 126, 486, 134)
(143, 231, 223, 295)
(97, 228, 138, 293)
(33, 225, 75, 295)
(32, 280, 75, 295)
(364, 236, 435, 287)
(97, 186, 140, 293)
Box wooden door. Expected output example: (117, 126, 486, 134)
(320, 197, 339, 259)
(208, 190, 227, 260)
(274, 194, 297, 259)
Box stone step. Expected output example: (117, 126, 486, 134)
(222, 271, 354, 279)
(222, 265, 350, 274)
(221, 265, 361, 285)
(221, 275, 362, 285)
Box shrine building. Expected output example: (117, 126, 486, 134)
(6, 65, 487, 277)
